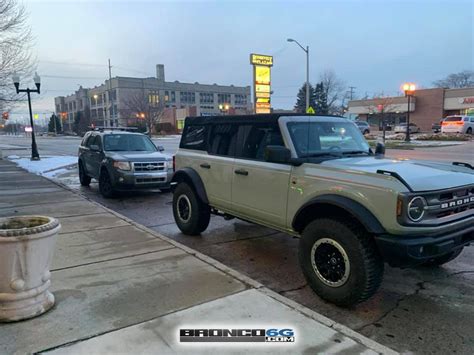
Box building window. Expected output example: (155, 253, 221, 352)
(73, 101, 76, 111)
(235, 94, 247, 105)
(181, 91, 195, 104)
(218, 93, 231, 104)
(110, 89, 117, 101)
(56, 104, 60, 112)
(148, 90, 160, 105)
(200, 92, 214, 104)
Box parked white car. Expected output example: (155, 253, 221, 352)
(441, 115, 474, 134)
(394, 123, 420, 134)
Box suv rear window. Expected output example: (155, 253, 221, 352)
(180, 125, 207, 150)
(444, 116, 462, 122)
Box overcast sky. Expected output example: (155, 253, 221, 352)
(11, 0, 474, 122)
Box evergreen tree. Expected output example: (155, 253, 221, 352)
(294, 83, 315, 113)
(314, 82, 329, 115)
(48, 114, 62, 133)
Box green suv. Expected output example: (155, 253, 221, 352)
(78, 128, 173, 198)
(171, 114, 474, 306)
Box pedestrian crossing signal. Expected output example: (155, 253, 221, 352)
(306, 106, 315, 114)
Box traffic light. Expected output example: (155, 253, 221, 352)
(2, 112, 8, 120)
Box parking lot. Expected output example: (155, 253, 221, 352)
(2, 134, 474, 353)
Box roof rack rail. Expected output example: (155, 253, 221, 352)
(376, 169, 413, 192)
(90, 126, 138, 132)
(452, 162, 473, 170)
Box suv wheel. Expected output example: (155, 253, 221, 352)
(299, 218, 384, 307)
(173, 182, 210, 235)
(467, 127, 472, 134)
(423, 248, 463, 267)
(78, 161, 91, 186)
(99, 169, 115, 198)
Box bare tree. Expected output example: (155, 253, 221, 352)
(319, 69, 346, 114)
(120, 89, 166, 136)
(0, 0, 35, 110)
(433, 70, 474, 89)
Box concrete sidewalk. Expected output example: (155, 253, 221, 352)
(0, 159, 396, 354)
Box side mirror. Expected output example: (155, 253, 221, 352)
(90, 144, 100, 152)
(264, 145, 291, 164)
(157, 145, 165, 152)
(375, 142, 385, 158)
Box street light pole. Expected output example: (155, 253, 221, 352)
(402, 83, 416, 143)
(288, 38, 310, 112)
(13, 72, 41, 160)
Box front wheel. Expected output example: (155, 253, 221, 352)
(299, 218, 384, 307)
(99, 170, 116, 198)
(172, 182, 210, 235)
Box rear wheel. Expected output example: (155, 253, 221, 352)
(78, 161, 91, 186)
(467, 127, 472, 134)
(299, 218, 384, 307)
(99, 169, 115, 198)
(423, 248, 463, 267)
(173, 182, 210, 235)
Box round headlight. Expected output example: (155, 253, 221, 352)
(407, 196, 427, 222)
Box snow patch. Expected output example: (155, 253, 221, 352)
(8, 156, 77, 176)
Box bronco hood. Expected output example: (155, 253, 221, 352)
(321, 157, 474, 192)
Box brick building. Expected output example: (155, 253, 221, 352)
(348, 87, 474, 131)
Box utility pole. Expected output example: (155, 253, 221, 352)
(106, 59, 113, 127)
(348, 86, 356, 100)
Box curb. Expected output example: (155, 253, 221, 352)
(15, 164, 397, 354)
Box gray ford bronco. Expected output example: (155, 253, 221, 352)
(171, 114, 474, 306)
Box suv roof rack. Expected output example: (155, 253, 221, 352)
(90, 126, 138, 132)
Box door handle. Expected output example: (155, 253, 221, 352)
(234, 169, 248, 176)
(200, 163, 211, 169)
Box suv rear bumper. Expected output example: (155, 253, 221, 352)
(375, 224, 474, 268)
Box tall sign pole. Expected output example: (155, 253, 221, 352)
(250, 54, 273, 114)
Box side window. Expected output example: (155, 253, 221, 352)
(470, 117, 474, 122)
(236, 123, 284, 161)
(207, 124, 238, 156)
(180, 125, 207, 150)
(85, 134, 95, 147)
(81, 132, 91, 147)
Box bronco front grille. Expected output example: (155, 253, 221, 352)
(133, 162, 166, 172)
(425, 185, 474, 220)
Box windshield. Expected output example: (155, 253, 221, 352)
(104, 134, 157, 152)
(287, 121, 370, 157)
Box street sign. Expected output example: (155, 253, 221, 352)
(306, 106, 315, 114)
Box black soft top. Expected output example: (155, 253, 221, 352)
(184, 113, 341, 125)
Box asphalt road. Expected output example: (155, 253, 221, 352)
(2, 134, 474, 354)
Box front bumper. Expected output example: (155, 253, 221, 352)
(110, 169, 174, 190)
(375, 223, 474, 267)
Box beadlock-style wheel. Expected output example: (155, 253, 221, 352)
(176, 194, 192, 223)
(311, 238, 350, 287)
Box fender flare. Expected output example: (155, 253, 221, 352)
(292, 194, 386, 234)
(171, 167, 209, 204)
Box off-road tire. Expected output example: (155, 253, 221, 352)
(173, 182, 210, 235)
(99, 169, 116, 198)
(78, 161, 91, 186)
(299, 218, 384, 307)
(423, 248, 463, 267)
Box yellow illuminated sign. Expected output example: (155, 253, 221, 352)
(255, 66, 270, 85)
(250, 54, 273, 66)
(255, 84, 271, 93)
(34, 114, 39, 119)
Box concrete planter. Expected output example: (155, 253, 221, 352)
(0, 216, 60, 322)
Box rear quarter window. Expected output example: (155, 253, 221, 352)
(180, 125, 207, 150)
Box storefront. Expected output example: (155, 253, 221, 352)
(348, 87, 474, 131)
